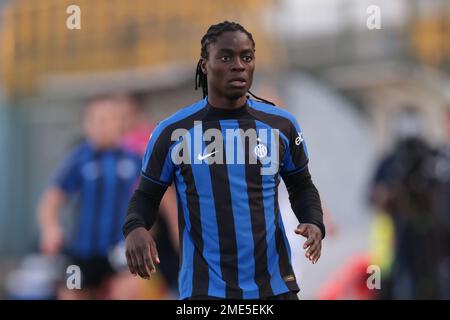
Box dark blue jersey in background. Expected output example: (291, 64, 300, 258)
(53, 141, 141, 259)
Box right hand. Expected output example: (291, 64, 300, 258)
(40, 224, 64, 256)
(295, 223, 322, 264)
(125, 227, 160, 279)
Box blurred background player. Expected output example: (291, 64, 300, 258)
(368, 106, 440, 299)
(37, 95, 142, 299)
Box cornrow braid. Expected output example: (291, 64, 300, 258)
(195, 59, 207, 99)
(194, 21, 275, 106)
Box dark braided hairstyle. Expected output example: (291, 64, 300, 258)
(194, 21, 275, 106)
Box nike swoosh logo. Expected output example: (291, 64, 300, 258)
(197, 151, 218, 161)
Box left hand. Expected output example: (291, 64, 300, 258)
(295, 223, 322, 264)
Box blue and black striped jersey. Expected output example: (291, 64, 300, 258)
(53, 142, 141, 259)
(142, 98, 309, 299)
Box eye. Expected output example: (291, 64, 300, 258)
(242, 55, 253, 62)
(220, 56, 231, 62)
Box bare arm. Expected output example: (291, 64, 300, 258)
(37, 186, 65, 256)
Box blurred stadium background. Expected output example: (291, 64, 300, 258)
(0, 0, 449, 299)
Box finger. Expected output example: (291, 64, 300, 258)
(132, 250, 146, 279)
(311, 248, 321, 264)
(125, 251, 137, 276)
(310, 251, 318, 263)
(313, 252, 321, 264)
(144, 245, 156, 275)
(307, 238, 320, 255)
(134, 249, 151, 279)
(308, 241, 321, 261)
(130, 251, 141, 277)
(149, 239, 160, 265)
(306, 240, 319, 260)
(142, 246, 155, 278)
(303, 238, 314, 250)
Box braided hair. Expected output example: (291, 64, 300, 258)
(194, 21, 275, 106)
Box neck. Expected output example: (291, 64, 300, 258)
(207, 93, 247, 110)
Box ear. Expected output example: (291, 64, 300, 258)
(200, 58, 207, 75)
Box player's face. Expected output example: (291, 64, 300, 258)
(84, 100, 124, 149)
(203, 31, 255, 101)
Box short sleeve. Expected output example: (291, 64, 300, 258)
(141, 123, 175, 186)
(51, 146, 82, 193)
(280, 117, 309, 176)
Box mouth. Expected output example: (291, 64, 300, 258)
(228, 77, 247, 88)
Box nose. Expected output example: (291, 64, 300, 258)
(231, 57, 245, 72)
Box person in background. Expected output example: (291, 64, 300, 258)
(37, 95, 141, 299)
(369, 106, 440, 299)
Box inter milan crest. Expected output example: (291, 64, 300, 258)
(254, 141, 268, 159)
